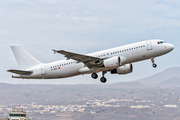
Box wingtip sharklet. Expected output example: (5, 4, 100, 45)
(52, 49, 65, 54)
(52, 49, 57, 54)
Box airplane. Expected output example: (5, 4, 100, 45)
(7, 39, 174, 83)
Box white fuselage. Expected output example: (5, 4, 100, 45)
(12, 39, 174, 79)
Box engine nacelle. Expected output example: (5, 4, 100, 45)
(103, 56, 127, 68)
(111, 64, 133, 74)
(103, 56, 120, 68)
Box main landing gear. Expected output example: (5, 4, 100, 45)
(91, 71, 107, 83)
(91, 73, 98, 79)
(100, 77, 107, 83)
(100, 71, 107, 83)
(151, 57, 157, 68)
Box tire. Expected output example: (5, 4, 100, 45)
(153, 64, 157, 68)
(100, 77, 107, 83)
(91, 73, 98, 79)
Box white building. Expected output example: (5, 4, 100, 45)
(7, 108, 30, 120)
(163, 105, 178, 109)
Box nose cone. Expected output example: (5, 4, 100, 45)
(168, 43, 174, 52)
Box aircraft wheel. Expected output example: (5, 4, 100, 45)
(153, 64, 157, 68)
(91, 73, 98, 79)
(100, 77, 107, 83)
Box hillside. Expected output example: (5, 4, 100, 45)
(135, 67, 180, 85)
(152, 77, 180, 88)
(0, 82, 148, 105)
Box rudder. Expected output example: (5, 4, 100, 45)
(11, 45, 42, 69)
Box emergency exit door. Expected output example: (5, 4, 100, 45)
(41, 65, 47, 75)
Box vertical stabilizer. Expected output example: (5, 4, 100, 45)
(11, 45, 42, 69)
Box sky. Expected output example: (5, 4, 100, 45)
(0, 0, 180, 84)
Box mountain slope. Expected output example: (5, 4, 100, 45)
(135, 67, 180, 85)
(153, 77, 180, 87)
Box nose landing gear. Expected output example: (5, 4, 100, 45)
(151, 58, 157, 68)
(153, 63, 157, 68)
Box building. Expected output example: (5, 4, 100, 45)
(163, 105, 178, 109)
(7, 108, 30, 120)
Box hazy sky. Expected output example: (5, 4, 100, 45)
(0, 0, 180, 84)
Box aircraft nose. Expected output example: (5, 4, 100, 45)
(165, 43, 174, 52)
(168, 43, 174, 51)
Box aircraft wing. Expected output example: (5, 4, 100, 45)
(53, 50, 102, 66)
(7, 69, 33, 75)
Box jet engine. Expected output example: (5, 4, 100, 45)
(103, 56, 127, 68)
(111, 64, 133, 74)
(103, 56, 120, 68)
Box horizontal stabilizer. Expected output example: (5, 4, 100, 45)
(7, 69, 33, 75)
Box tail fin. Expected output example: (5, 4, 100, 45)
(11, 45, 42, 69)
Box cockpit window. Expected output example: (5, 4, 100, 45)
(157, 41, 166, 44)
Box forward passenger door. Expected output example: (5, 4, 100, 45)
(146, 40, 153, 51)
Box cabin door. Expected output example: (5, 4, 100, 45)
(146, 40, 153, 51)
(41, 65, 47, 75)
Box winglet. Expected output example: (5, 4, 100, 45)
(52, 49, 57, 54)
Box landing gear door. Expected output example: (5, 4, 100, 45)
(41, 65, 47, 75)
(147, 40, 153, 51)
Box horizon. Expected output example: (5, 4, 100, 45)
(1, 66, 179, 85)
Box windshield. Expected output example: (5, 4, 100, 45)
(157, 41, 166, 44)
